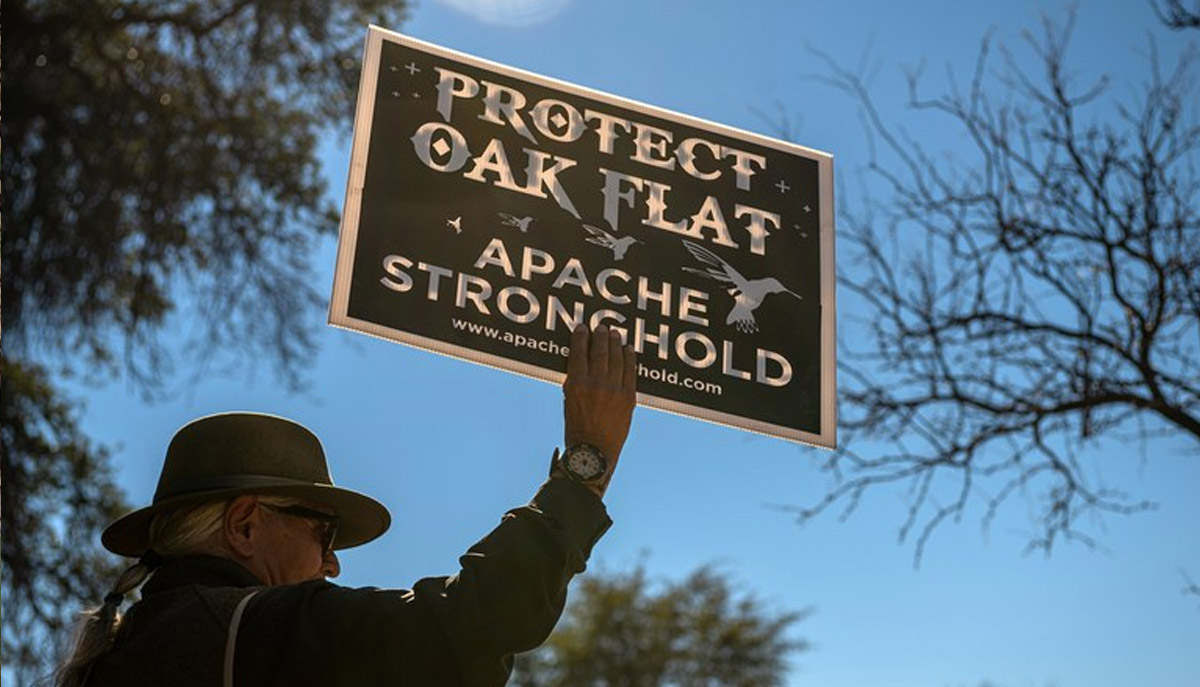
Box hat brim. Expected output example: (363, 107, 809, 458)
(102, 483, 391, 558)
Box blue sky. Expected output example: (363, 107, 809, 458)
(68, 1, 1199, 686)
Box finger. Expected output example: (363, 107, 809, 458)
(589, 324, 609, 375)
(568, 325, 589, 378)
(607, 328, 624, 380)
(622, 344, 637, 392)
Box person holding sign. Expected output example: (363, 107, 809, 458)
(55, 325, 636, 687)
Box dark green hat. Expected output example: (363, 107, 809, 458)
(102, 412, 391, 557)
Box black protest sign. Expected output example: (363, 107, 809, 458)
(330, 28, 836, 447)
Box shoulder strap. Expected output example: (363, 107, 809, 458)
(223, 590, 259, 687)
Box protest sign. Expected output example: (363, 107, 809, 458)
(330, 27, 836, 447)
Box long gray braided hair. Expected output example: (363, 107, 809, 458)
(52, 497, 231, 687)
(55, 494, 306, 686)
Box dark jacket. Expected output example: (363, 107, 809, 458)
(88, 478, 611, 687)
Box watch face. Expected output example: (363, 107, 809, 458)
(564, 445, 606, 481)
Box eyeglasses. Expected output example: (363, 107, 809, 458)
(262, 503, 339, 556)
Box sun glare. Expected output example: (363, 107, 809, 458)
(437, 0, 571, 27)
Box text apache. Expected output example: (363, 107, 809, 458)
(378, 239, 794, 387)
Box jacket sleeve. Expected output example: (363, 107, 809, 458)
(236, 478, 611, 687)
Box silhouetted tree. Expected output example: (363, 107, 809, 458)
(1, 1, 408, 681)
(787, 9, 1198, 563)
(0, 359, 127, 682)
(510, 564, 808, 687)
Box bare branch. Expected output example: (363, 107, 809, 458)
(790, 12, 1199, 563)
(1153, 0, 1200, 29)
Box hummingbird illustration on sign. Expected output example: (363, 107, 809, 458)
(498, 212, 535, 232)
(446, 216, 462, 234)
(582, 224, 642, 261)
(681, 240, 801, 333)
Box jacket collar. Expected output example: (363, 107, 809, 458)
(141, 554, 265, 596)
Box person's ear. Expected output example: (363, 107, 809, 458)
(223, 495, 263, 558)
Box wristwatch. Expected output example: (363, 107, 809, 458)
(558, 444, 608, 483)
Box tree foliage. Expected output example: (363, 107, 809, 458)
(5, 0, 407, 386)
(1, 0, 408, 681)
(510, 564, 808, 687)
(0, 359, 127, 683)
(788, 9, 1199, 563)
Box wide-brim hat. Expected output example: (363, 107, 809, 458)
(102, 412, 391, 557)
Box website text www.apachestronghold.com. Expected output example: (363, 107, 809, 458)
(451, 319, 723, 396)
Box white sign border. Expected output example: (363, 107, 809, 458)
(330, 26, 837, 449)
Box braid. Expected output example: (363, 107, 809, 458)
(53, 500, 226, 687)
(53, 555, 160, 687)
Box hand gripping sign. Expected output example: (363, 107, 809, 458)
(330, 27, 836, 448)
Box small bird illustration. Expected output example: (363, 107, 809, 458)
(582, 224, 642, 261)
(446, 216, 462, 234)
(498, 212, 535, 232)
(680, 240, 801, 334)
